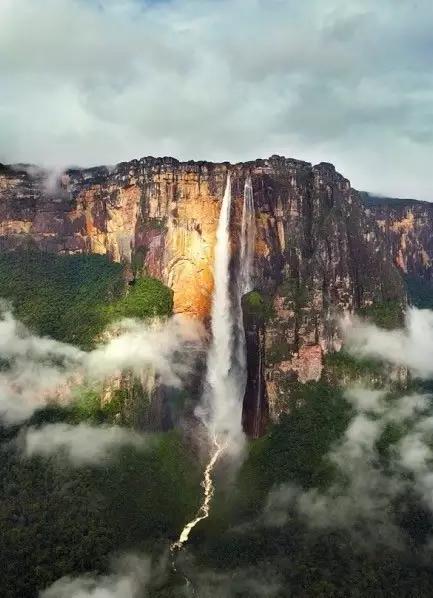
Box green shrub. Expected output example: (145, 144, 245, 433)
(266, 340, 291, 364)
(243, 290, 274, 322)
(406, 275, 433, 310)
(0, 250, 124, 348)
(108, 277, 173, 321)
(278, 275, 308, 309)
(0, 426, 200, 597)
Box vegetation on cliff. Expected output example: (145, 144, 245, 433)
(358, 299, 404, 330)
(242, 290, 274, 323)
(0, 250, 173, 349)
(3, 375, 433, 596)
(406, 275, 433, 310)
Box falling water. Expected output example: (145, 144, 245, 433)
(239, 175, 256, 296)
(171, 173, 238, 561)
(206, 172, 235, 422)
(171, 173, 258, 573)
(236, 175, 256, 373)
(237, 176, 264, 438)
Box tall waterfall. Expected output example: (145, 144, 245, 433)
(235, 175, 256, 382)
(171, 172, 243, 554)
(171, 173, 258, 557)
(239, 175, 256, 296)
(205, 172, 244, 450)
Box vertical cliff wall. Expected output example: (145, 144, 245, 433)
(0, 157, 405, 424)
(363, 193, 433, 283)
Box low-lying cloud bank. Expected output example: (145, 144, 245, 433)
(41, 550, 281, 598)
(265, 308, 433, 546)
(0, 308, 203, 423)
(20, 422, 148, 466)
(265, 386, 433, 545)
(343, 307, 433, 378)
(40, 554, 151, 598)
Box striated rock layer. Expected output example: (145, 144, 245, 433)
(363, 193, 433, 283)
(0, 157, 405, 426)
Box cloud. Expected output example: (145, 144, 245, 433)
(41, 548, 280, 598)
(40, 554, 150, 598)
(1, 0, 433, 198)
(20, 422, 148, 465)
(0, 310, 85, 422)
(343, 307, 433, 379)
(0, 309, 203, 423)
(264, 384, 433, 547)
(85, 315, 202, 387)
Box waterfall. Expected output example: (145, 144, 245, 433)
(235, 175, 256, 402)
(204, 172, 244, 449)
(236, 176, 263, 439)
(239, 175, 256, 296)
(171, 172, 258, 564)
(171, 172, 242, 556)
(206, 173, 235, 410)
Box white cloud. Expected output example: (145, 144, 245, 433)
(344, 308, 433, 379)
(0, 309, 203, 423)
(264, 385, 433, 546)
(40, 554, 150, 598)
(21, 422, 148, 465)
(1, 0, 433, 198)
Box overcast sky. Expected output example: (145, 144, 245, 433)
(1, 0, 432, 199)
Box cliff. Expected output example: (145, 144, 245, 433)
(363, 192, 433, 284)
(0, 158, 405, 428)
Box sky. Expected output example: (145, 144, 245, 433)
(1, 0, 433, 199)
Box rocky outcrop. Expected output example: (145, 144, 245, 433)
(363, 193, 433, 283)
(0, 158, 405, 425)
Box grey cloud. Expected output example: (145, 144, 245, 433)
(41, 548, 280, 598)
(195, 567, 282, 598)
(1, 0, 433, 198)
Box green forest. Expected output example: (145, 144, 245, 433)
(1, 250, 433, 596)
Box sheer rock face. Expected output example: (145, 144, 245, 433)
(364, 195, 433, 283)
(0, 157, 405, 424)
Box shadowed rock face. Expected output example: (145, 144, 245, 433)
(241, 293, 269, 439)
(0, 157, 405, 428)
(363, 193, 433, 283)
